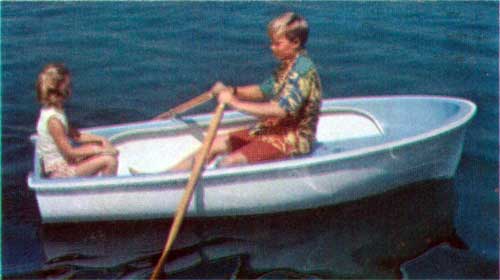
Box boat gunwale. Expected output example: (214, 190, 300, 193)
(27, 95, 477, 193)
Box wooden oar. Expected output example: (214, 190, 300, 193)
(150, 103, 225, 280)
(153, 90, 215, 120)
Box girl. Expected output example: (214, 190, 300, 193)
(171, 12, 322, 171)
(36, 63, 118, 178)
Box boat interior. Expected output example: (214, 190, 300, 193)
(30, 96, 475, 180)
(111, 110, 386, 176)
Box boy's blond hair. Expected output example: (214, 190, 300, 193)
(268, 12, 309, 48)
(36, 63, 70, 106)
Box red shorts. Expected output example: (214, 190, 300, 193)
(228, 129, 287, 163)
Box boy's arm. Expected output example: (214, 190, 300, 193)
(217, 87, 287, 118)
(234, 85, 266, 101)
(229, 99, 287, 118)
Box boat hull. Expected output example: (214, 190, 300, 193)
(27, 95, 476, 223)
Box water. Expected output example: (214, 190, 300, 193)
(2, 2, 498, 279)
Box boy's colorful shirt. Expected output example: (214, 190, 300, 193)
(254, 53, 322, 156)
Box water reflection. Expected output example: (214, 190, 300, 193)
(33, 179, 463, 279)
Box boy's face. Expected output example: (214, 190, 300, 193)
(269, 34, 300, 61)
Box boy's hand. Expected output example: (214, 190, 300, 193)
(217, 87, 234, 105)
(210, 81, 227, 96)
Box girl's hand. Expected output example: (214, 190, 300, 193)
(92, 145, 118, 157)
(88, 139, 118, 157)
(94, 136, 116, 153)
(79, 133, 108, 145)
(99, 137, 112, 147)
(101, 140, 119, 156)
(102, 146, 119, 156)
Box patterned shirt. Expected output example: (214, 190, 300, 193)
(251, 53, 322, 156)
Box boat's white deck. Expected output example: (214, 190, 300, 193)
(116, 134, 202, 175)
(115, 114, 384, 176)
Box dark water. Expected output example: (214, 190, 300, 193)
(2, 2, 498, 279)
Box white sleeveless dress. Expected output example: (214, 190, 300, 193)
(36, 107, 76, 178)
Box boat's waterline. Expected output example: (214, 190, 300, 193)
(27, 95, 476, 223)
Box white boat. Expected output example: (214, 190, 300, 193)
(27, 95, 476, 223)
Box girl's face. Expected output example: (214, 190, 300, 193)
(269, 34, 300, 62)
(58, 75, 72, 99)
(53, 75, 72, 107)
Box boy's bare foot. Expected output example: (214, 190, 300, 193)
(128, 167, 144, 175)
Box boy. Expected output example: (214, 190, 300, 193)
(173, 12, 322, 171)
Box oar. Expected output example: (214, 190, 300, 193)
(153, 84, 225, 120)
(150, 103, 225, 280)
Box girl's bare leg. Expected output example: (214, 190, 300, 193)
(75, 154, 118, 176)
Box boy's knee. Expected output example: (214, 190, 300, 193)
(219, 153, 247, 167)
(211, 135, 230, 153)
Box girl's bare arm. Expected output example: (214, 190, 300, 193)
(48, 118, 116, 160)
(76, 133, 109, 145)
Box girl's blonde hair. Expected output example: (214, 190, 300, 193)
(268, 12, 309, 48)
(36, 63, 70, 106)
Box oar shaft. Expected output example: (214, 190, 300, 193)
(150, 103, 225, 280)
(154, 90, 214, 120)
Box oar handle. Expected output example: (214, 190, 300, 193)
(150, 103, 225, 280)
(153, 90, 215, 120)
